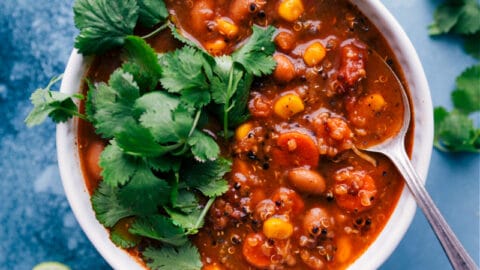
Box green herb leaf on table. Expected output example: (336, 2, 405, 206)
(129, 215, 188, 247)
(464, 32, 480, 59)
(137, 0, 168, 28)
(25, 75, 85, 127)
(143, 244, 202, 270)
(434, 108, 479, 152)
(434, 64, 480, 153)
(73, 0, 139, 55)
(429, 0, 480, 35)
(451, 64, 480, 114)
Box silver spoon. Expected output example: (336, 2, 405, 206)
(360, 52, 478, 270)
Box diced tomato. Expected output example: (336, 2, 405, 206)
(337, 44, 367, 91)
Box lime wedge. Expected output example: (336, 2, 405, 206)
(32, 262, 71, 270)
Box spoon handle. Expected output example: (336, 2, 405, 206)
(387, 147, 478, 270)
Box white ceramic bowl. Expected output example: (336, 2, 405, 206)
(57, 1, 433, 269)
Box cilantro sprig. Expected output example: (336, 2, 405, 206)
(429, 0, 480, 59)
(26, 0, 277, 268)
(429, 1, 480, 153)
(73, 0, 169, 55)
(434, 65, 480, 152)
(25, 75, 86, 127)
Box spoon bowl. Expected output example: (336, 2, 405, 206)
(361, 51, 478, 270)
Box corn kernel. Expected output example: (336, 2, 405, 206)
(365, 93, 386, 112)
(273, 94, 305, 119)
(205, 39, 226, 56)
(303, 42, 326, 66)
(216, 18, 239, 39)
(278, 0, 304, 22)
(235, 122, 253, 141)
(263, 217, 294, 239)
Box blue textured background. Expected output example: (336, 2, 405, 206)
(0, 0, 478, 269)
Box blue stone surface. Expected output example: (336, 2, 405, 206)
(0, 1, 477, 270)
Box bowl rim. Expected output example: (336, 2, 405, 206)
(56, 1, 433, 269)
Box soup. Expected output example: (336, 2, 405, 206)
(77, 0, 412, 269)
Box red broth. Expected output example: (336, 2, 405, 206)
(77, 1, 413, 269)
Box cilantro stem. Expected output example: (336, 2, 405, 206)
(46, 74, 64, 90)
(194, 197, 215, 232)
(188, 110, 202, 138)
(141, 21, 169, 40)
(223, 67, 235, 139)
(54, 106, 87, 120)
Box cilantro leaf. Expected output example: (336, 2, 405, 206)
(165, 207, 203, 235)
(129, 215, 188, 246)
(137, 0, 168, 28)
(25, 75, 84, 127)
(464, 32, 480, 59)
(168, 23, 204, 50)
(143, 244, 202, 270)
(99, 140, 139, 186)
(429, 0, 480, 35)
(145, 155, 181, 173)
(73, 0, 139, 55)
(452, 0, 480, 35)
(434, 108, 480, 152)
(118, 164, 171, 215)
(135, 92, 188, 143)
(110, 219, 141, 248)
(91, 181, 136, 227)
(232, 25, 276, 76)
(187, 130, 220, 162)
(110, 230, 140, 249)
(209, 56, 237, 105)
(172, 190, 199, 214)
(115, 121, 178, 157)
(87, 69, 140, 138)
(452, 64, 480, 114)
(122, 36, 162, 91)
(226, 72, 254, 127)
(181, 158, 231, 197)
(196, 178, 229, 198)
(159, 46, 211, 107)
(428, 2, 463, 35)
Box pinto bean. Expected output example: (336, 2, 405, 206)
(303, 207, 332, 236)
(275, 31, 296, 52)
(229, 0, 266, 22)
(273, 54, 296, 83)
(288, 168, 326, 194)
(191, 0, 215, 33)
